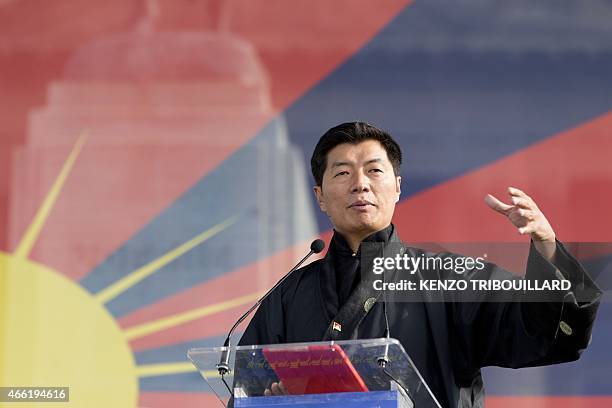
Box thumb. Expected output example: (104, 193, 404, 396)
(484, 194, 513, 215)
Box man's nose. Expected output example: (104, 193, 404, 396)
(351, 171, 370, 193)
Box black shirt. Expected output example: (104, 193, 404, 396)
(322, 224, 394, 319)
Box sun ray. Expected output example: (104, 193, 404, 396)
(124, 291, 262, 340)
(95, 215, 239, 304)
(14, 132, 87, 259)
(136, 362, 197, 378)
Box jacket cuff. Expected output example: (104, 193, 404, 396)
(523, 239, 602, 343)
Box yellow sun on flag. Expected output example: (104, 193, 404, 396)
(0, 252, 138, 407)
(0, 133, 245, 407)
(0, 134, 137, 407)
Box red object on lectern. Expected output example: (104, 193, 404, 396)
(263, 344, 369, 395)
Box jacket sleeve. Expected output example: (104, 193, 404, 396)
(449, 240, 601, 384)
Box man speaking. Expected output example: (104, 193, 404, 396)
(238, 122, 601, 407)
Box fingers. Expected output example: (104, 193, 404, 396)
(515, 208, 535, 221)
(489, 186, 555, 242)
(508, 186, 557, 257)
(508, 211, 526, 227)
(509, 210, 535, 234)
(278, 381, 287, 394)
(508, 187, 539, 209)
(510, 196, 531, 209)
(265, 382, 288, 396)
(508, 186, 527, 198)
(484, 194, 513, 214)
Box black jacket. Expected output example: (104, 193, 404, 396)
(239, 227, 601, 407)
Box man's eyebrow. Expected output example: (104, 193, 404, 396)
(330, 158, 384, 168)
(331, 160, 353, 168)
(364, 158, 383, 165)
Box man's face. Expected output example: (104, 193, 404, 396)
(314, 140, 401, 241)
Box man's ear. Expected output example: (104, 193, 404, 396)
(313, 185, 327, 213)
(395, 176, 401, 203)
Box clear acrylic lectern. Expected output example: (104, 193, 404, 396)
(188, 338, 442, 408)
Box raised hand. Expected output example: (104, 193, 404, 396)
(485, 187, 556, 260)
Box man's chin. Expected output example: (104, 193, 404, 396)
(348, 220, 386, 235)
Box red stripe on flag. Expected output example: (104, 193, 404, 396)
(395, 111, 612, 242)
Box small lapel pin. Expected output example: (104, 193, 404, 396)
(364, 297, 377, 313)
(332, 321, 342, 332)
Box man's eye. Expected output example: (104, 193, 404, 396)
(334, 171, 349, 177)
(369, 168, 383, 173)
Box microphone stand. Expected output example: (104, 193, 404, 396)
(216, 239, 326, 395)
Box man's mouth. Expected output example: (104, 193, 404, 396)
(349, 200, 375, 209)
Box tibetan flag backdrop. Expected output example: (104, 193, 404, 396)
(0, 0, 611, 407)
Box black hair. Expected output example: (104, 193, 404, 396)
(310, 122, 402, 186)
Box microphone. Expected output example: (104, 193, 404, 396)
(216, 239, 326, 378)
(376, 248, 412, 405)
(377, 245, 406, 368)
(377, 270, 391, 368)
